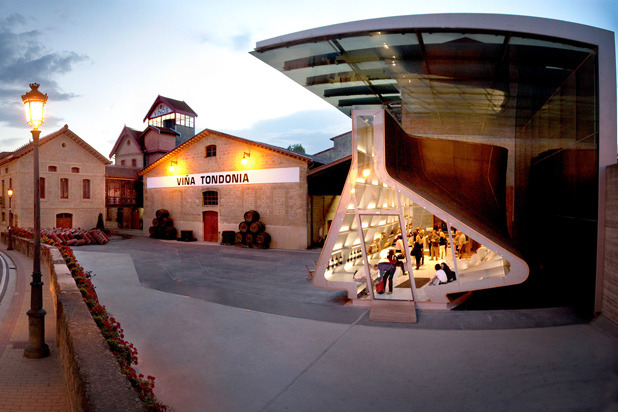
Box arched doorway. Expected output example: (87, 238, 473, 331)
(203, 211, 218, 242)
(56, 213, 73, 229)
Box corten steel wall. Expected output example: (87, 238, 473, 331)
(143, 131, 310, 249)
(384, 114, 511, 248)
(604, 163, 618, 326)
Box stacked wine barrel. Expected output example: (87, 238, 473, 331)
(148, 209, 178, 240)
(234, 210, 271, 249)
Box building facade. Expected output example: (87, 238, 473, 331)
(252, 14, 617, 315)
(106, 96, 198, 230)
(0, 125, 109, 230)
(140, 128, 313, 249)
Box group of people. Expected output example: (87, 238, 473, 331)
(374, 230, 460, 295)
(407, 227, 470, 269)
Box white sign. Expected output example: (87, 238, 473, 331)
(151, 104, 172, 118)
(147, 167, 300, 189)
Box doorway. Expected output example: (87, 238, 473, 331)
(203, 211, 218, 242)
(359, 213, 413, 301)
(56, 213, 73, 229)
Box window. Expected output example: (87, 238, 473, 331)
(83, 179, 91, 199)
(60, 178, 69, 199)
(132, 158, 137, 167)
(71, 167, 80, 173)
(203, 190, 218, 206)
(48, 166, 57, 172)
(121, 160, 126, 166)
(40, 177, 45, 199)
(205, 145, 216, 158)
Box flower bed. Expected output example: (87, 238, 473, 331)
(11, 228, 168, 411)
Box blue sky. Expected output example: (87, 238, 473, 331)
(0, 0, 616, 157)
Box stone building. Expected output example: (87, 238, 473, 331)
(140, 128, 312, 249)
(106, 96, 198, 229)
(0, 125, 109, 230)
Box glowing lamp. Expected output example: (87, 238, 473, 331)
(21, 83, 48, 130)
(241, 152, 250, 165)
(169, 160, 177, 172)
(362, 168, 371, 178)
(7, 188, 13, 198)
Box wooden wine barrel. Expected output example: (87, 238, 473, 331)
(245, 233, 254, 244)
(235, 232, 245, 244)
(156, 209, 170, 219)
(152, 218, 160, 226)
(256, 232, 271, 245)
(244, 210, 260, 222)
(249, 221, 265, 234)
(238, 221, 249, 233)
(164, 218, 174, 227)
(165, 227, 177, 240)
(148, 226, 156, 236)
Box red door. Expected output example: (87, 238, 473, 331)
(203, 211, 218, 242)
(56, 213, 72, 229)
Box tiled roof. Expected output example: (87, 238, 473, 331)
(143, 95, 197, 122)
(139, 128, 313, 176)
(0, 125, 111, 167)
(108, 126, 142, 158)
(106, 165, 140, 179)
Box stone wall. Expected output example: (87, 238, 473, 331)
(2, 234, 143, 411)
(604, 164, 618, 326)
(143, 131, 310, 249)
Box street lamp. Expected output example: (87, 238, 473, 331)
(21, 83, 49, 359)
(7, 188, 13, 251)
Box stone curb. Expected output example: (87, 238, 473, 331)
(2, 233, 144, 412)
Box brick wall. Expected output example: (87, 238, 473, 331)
(604, 163, 618, 326)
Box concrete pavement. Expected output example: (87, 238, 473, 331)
(73, 236, 618, 412)
(0, 246, 70, 412)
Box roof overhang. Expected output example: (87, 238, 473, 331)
(252, 13, 615, 144)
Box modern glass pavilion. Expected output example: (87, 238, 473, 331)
(252, 14, 616, 314)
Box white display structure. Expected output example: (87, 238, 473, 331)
(313, 109, 529, 309)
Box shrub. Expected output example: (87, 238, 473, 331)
(14, 229, 168, 411)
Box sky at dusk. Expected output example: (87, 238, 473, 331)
(0, 0, 616, 158)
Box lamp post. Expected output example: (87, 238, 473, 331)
(7, 188, 13, 250)
(21, 83, 49, 359)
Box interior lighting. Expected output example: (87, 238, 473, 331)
(169, 160, 177, 172)
(241, 152, 250, 165)
(362, 168, 371, 178)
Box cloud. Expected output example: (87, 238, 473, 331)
(232, 33, 252, 51)
(0, 14, 87, 128)
(221, 109, 350, 154)
(199, 29, 254, 52)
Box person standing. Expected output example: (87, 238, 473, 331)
(458, 231, 467, 259)
(430, 230, 440, 261)
(377, 249, 397, 295)
(439, 230, 447, 259)
(412, 239, 423, 270)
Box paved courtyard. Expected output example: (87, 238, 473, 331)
(74, 236, 618, 411)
